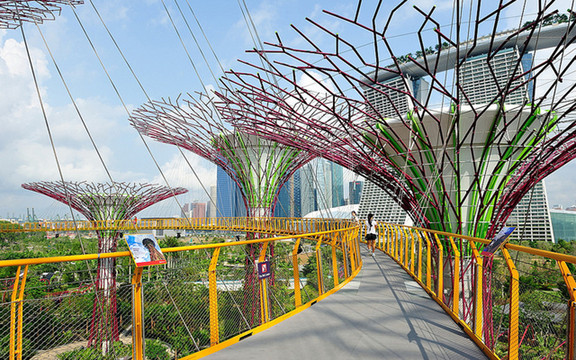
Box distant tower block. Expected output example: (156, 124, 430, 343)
(0, 0, 83, 29)
(22, 181, 187, 353)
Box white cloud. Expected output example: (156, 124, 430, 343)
(151, 152, 216, 198)
(0, 35, 148, 217)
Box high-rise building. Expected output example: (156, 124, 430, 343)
(207, 185, 217, 218)
(364, 75, 429, 118)
(316, 159, 333, 210)
(300, 163, 316, 216)
(357, 180, 409, 224)
(274, 169, 302, 217)
(459, 47, 531, 105)
(332, 163, 344, 207)
(274, 180, 291, 218)
(359, 45, 552, 241)
(349, 181, 363, 205)
(216, 166, 246, 218)
(299, 159, 345, 216)
(505, 181, 554, 242)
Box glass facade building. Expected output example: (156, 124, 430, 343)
(550, 210, 576, 242)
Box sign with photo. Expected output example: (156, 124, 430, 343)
(481, 227, 516, 257)
(257, 260, 271, 280)
(125, 234, 167, 267)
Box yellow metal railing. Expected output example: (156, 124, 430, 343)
(0, 217, 361, 360)
(0, 217, 352, 234)
(376, 223, 576, 360)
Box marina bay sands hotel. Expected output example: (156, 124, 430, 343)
(358, 23, 576, 242)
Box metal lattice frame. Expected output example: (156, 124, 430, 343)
(216, 1, 576, 240)
(0, 0, 83, 29)
(21, 181, 187, 352)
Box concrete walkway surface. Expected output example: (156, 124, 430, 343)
(206, 248, 488, 359)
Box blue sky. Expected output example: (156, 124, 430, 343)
(1, 0, 575, 220)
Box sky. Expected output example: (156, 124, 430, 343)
(1, 0, 576, 220)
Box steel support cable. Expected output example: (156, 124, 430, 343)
(18, 12, 116, 357)
(86, 0, 217, 225)
(159, 0, 257, 221)
(64, 4, 210, 350)
(65, 0, 190, 227)
(237, 0, 281, 94)
(184, 0, 227, 80)
(171, 0, 219, 87)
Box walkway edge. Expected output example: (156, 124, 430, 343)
(387, 253, 499, 360)
(185, 265, 363, 360)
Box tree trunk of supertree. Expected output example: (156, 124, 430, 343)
(243, 232, 261, 327)
(88, 230, 120, 353)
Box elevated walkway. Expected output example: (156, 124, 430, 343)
(206, 248, 487, 359)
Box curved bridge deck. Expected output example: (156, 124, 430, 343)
(206, 248, 487, 359)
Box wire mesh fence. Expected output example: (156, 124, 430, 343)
(0, 219, 360, 360)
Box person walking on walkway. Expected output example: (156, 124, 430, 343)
(365, 213, 378, 257)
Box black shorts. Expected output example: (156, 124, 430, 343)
(365, 233, 377, 241)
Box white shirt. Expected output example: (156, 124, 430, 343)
(365, 219, 378, 235)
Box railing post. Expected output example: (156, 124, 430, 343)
(292, 239, 302, 308)
(209, 247, 221, 345)
(468, 241, 484, 340)
(331, 234, 339, 288)
(417, 231, 423, 281)
(424, 232, 432, 290)
(558, 260, 576, 359)
(409, 229, 415, 272)
(501, 247, 519, 360)
(259, 242, 270, 324)
(448, 236, 460, 316)
(10, 265, 28, 360)
(434, 233, 444, 300)
(342, 239, 350, 278)
(131, 267, 144, 360)
(315, 238, 324, 295)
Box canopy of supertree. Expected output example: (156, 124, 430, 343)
(215, 0, 576, 239)
(0, 0, 83, 29)
(129, 92, 315, 217)
(22, 181, 187, 221)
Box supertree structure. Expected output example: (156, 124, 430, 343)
(213, 1, 576, 348)
(216, 1, 576, 241)
(129, 92, 315, 325)
(21, 181, 187, 353)
(0, 0, 83, 29)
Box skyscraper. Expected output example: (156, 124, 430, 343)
(207, 185, 217, 218)
(332, 163, 344, 207)
(505, 181, 554, 242)
(216, 166, 246, 218)
(274, 169, 302, 218)
(349, 181, 363, 205)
